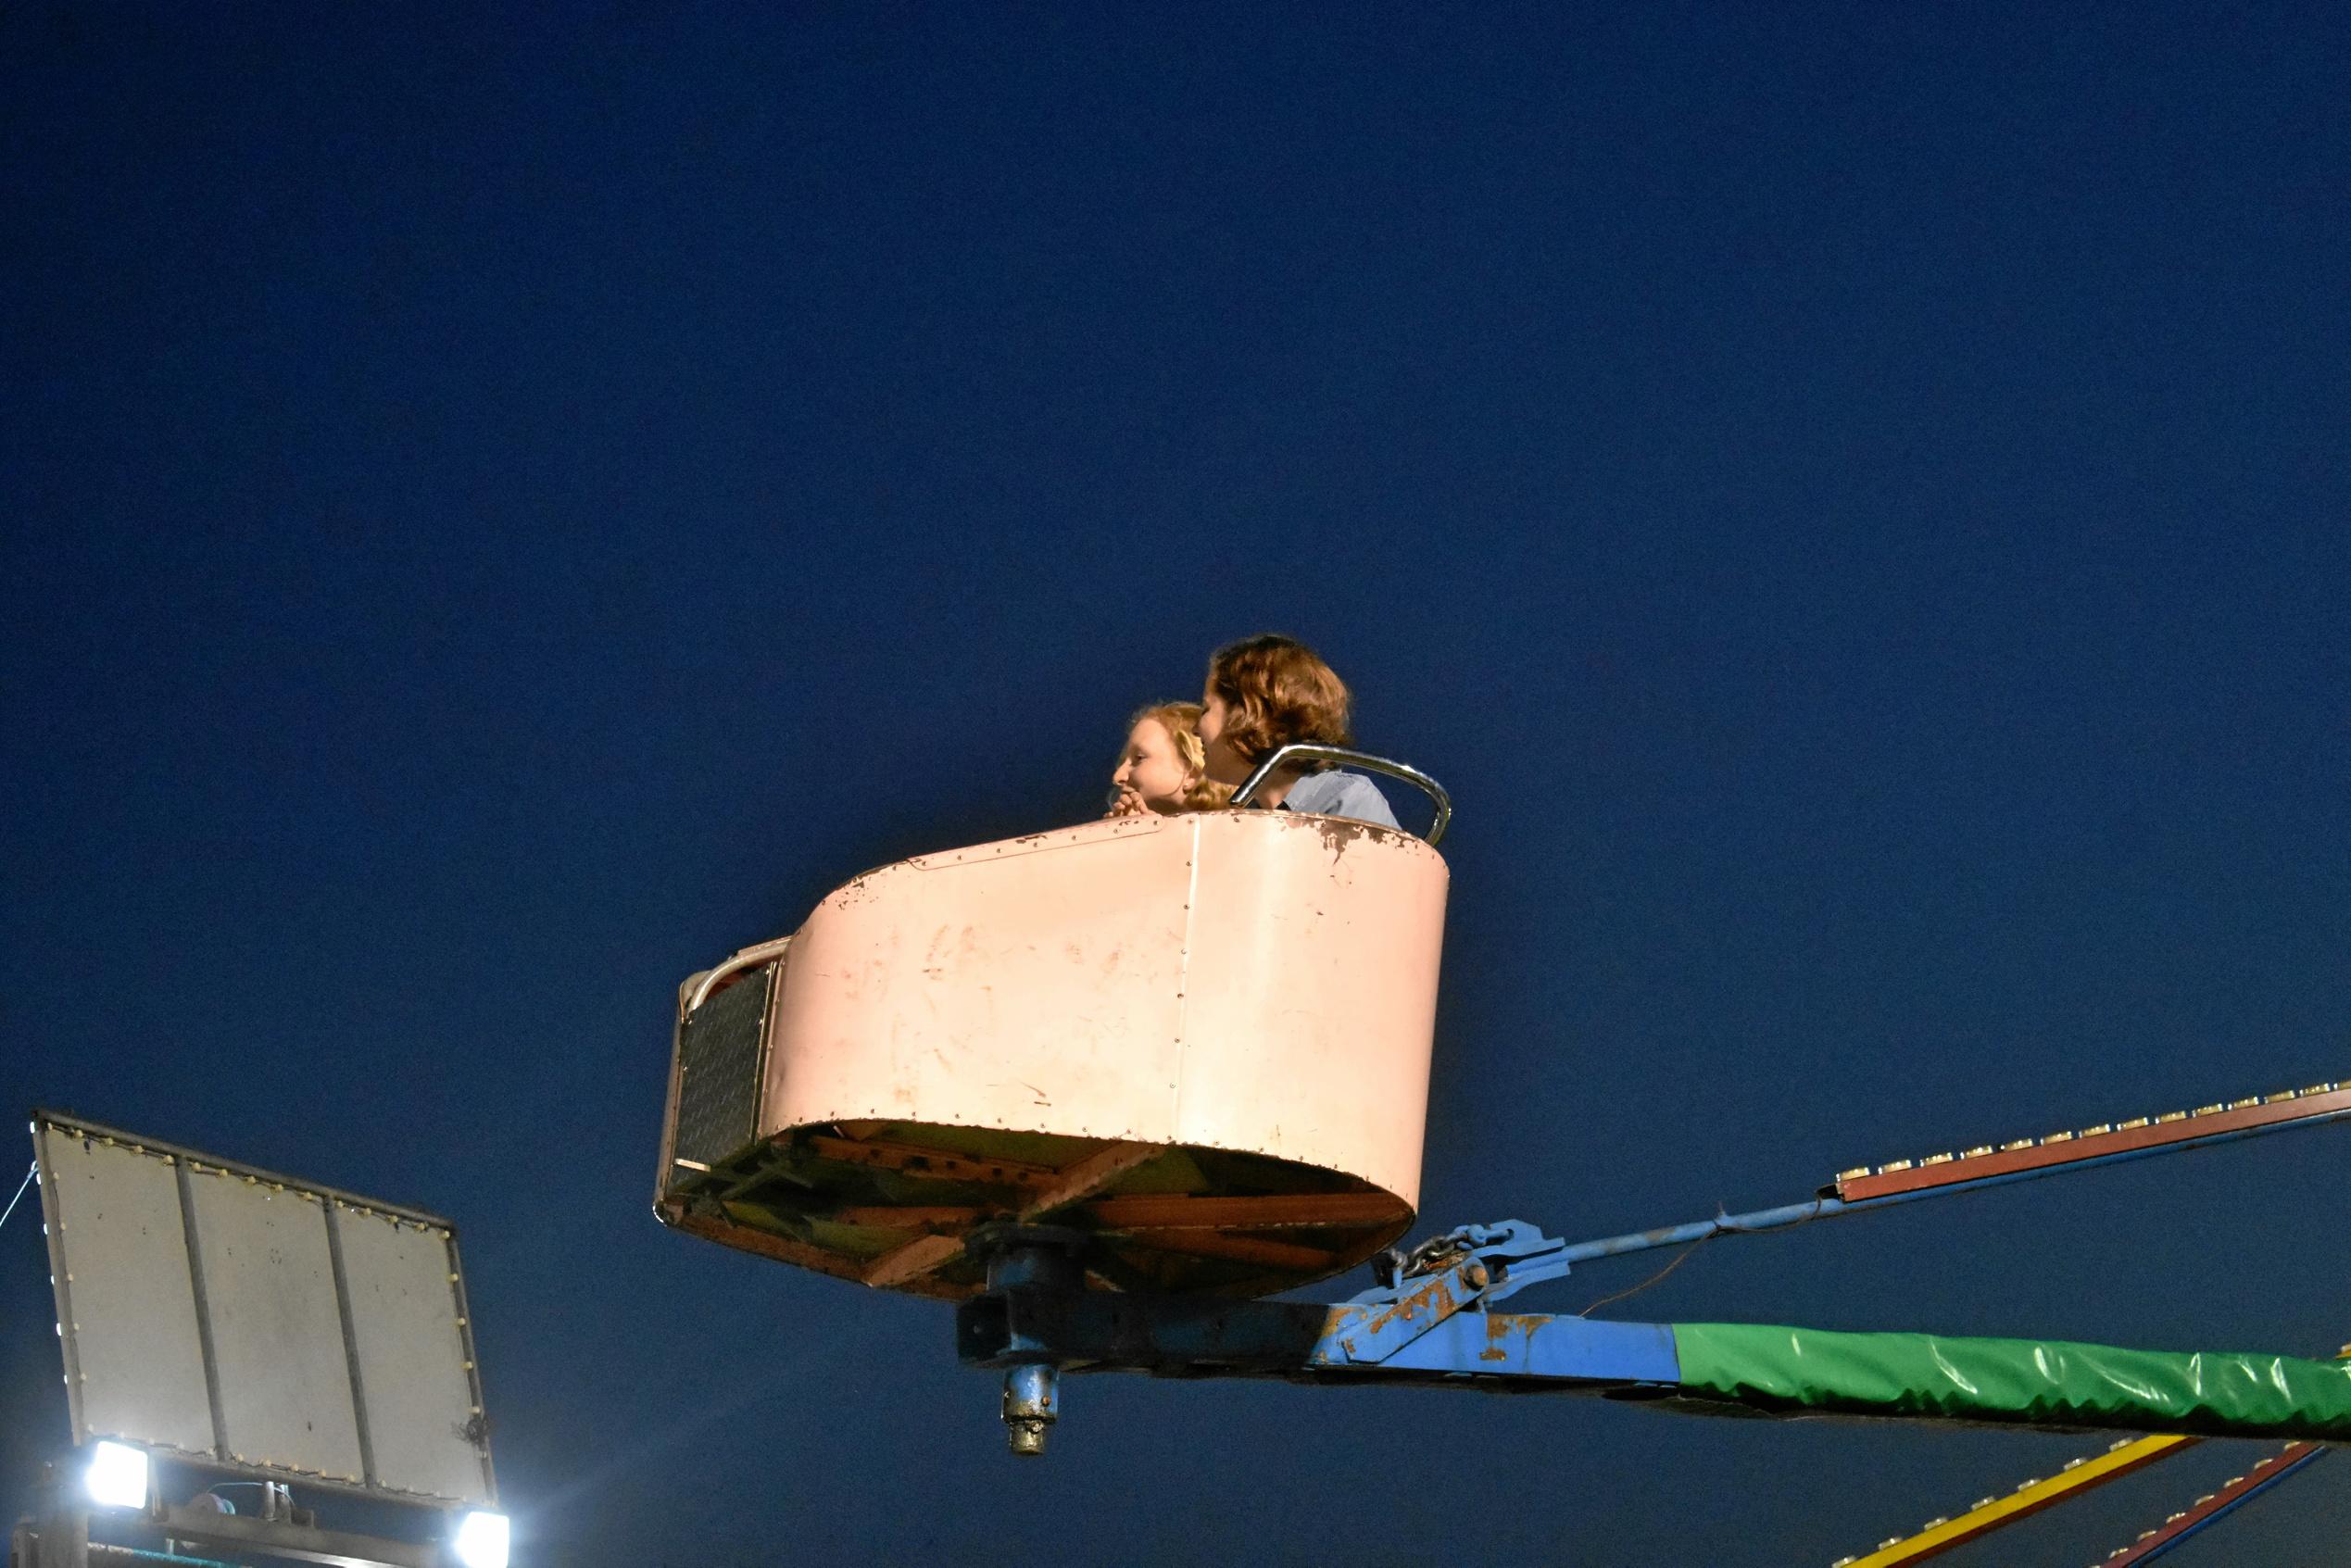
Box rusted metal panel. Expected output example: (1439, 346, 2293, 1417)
(759, 811, 1447, 1207)
(765, 816, 1193, 1146)
(1172, 813, 1446, 1200)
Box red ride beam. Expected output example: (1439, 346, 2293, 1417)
(2100, 1443, 2323, 1565)
(1835, 1085, 2351, 1202)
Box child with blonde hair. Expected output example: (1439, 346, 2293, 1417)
(1106, 701, 1233, 817)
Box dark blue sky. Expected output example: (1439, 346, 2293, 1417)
(6, 4, 2347, 1563)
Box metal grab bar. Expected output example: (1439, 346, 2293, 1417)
(1229, 744, 1452, 847)
(685, 935, 794, 1015)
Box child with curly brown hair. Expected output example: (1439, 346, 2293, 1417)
(1194, 634, 1400, 829)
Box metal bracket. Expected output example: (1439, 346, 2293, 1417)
(1326, 1220, 1574, 1364)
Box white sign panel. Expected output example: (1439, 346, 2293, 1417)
(37, 1132, 215, 1455)
(33, 1112, 496, 1507)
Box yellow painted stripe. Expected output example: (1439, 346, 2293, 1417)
(1833, 1435, 2196, 1567)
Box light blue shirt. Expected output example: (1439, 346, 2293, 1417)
(1276, 769, 1401, 830)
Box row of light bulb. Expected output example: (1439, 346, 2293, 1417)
(84, 1440, 509, 1568)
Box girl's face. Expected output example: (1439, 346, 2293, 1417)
(1111, 718, 1195, 812)
(1196, 685, 1251, 786)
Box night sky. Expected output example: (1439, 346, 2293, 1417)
(6, 5, 2349, 1564)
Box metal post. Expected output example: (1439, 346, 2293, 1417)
(1000, 1365, 1059, 1457)
(972, 1225, 1087, 1456)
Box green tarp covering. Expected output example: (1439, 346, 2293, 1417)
(1673, 1323, 2351, 1439)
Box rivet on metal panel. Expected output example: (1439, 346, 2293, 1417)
(1920, 1152, 1954, 1166)
(1879, 1160, 1913, 1173)
(2192, 1104, 2222, 1116)
(2000, 1138, 2033, 1151)
(2227, 1098, 2261, 1111)
(1972, 1498, 1995, 1510)
(2118, 1117, 2149, 1130)
(2155, 1110, 2186, 1123)
(1919, 1516, 1947, 1529)
(2078, 1124, 2112, 1136)
(1960, 1146, 1993, 1159)
(2041, 1131, 2072, 1144)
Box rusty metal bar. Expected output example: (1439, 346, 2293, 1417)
(804, 1135, 1059, 1187)
(668, 1208, 869, 1287)
(1122, 1230, 1336, 1271)
(1546, 1079, 2351, 1276)
(864, 1234, 970, 1288)
(836, 1205, 985, 1231)
(1085, 1192, 1411, 1231)
(2100, 1443, 2324, 1564)
(854, 1141, 1167, 1287)
(1834, 1084, 2350, 1201)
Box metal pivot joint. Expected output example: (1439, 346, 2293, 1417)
(1001, 1364, 1059, 1458)
(971, 1226, 1087, 1456)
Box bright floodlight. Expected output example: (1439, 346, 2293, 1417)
(84, 1441, 149, 1510)
(453, 1510, 509, 1568)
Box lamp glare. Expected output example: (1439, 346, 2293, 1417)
(454, 1510, 510, 1568)
(85, 1441, 149, 1510)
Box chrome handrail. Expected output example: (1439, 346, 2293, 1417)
(685, 935, 794, 1015)
(1229, 744, 1452, 847)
